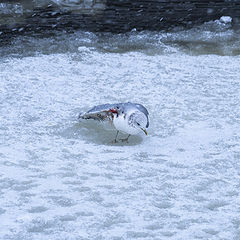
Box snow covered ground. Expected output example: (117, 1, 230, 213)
(0, 25, 240, 239)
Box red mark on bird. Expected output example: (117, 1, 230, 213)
(109, 109, 118, 114)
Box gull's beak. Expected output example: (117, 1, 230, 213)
(141, 128, 148, 135)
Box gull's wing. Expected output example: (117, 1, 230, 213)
(78, 103, 121, 121)
(79, 102, 149, 127)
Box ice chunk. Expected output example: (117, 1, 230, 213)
(220, 16, 232, 24)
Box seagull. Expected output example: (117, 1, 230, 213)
(78, 102, 149, 142)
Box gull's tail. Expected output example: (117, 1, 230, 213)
(78, 112, 85, 119)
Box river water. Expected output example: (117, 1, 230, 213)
(0, 20, 240, 240)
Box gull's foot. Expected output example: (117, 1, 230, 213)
(119, 134, 130, 143)
(111, 131, 119, 144)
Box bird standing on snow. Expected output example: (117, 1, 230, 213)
(78, 102, 149, 143)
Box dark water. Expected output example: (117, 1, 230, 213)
(1, 17, 240, 57)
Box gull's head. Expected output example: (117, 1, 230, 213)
(110, 107, 149, 136)
(129, 111, 148, 135)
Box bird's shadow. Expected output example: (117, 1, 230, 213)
(60, 121, 143, 146)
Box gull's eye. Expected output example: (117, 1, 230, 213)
(136, 122, 140, 126)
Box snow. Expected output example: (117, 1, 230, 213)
(0, 28, 240, 240)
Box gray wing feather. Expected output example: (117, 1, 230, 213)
(78, 103, 121, 121)
(86, 104, 119, 114)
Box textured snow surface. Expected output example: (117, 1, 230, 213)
(0, 31, 240, 240)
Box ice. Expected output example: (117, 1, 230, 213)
(0, 28, 240, 240)
(220, 16, 232, 24)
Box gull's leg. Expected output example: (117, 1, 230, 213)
(112, 131, 119, 143)
(120, 134, 131, 143)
